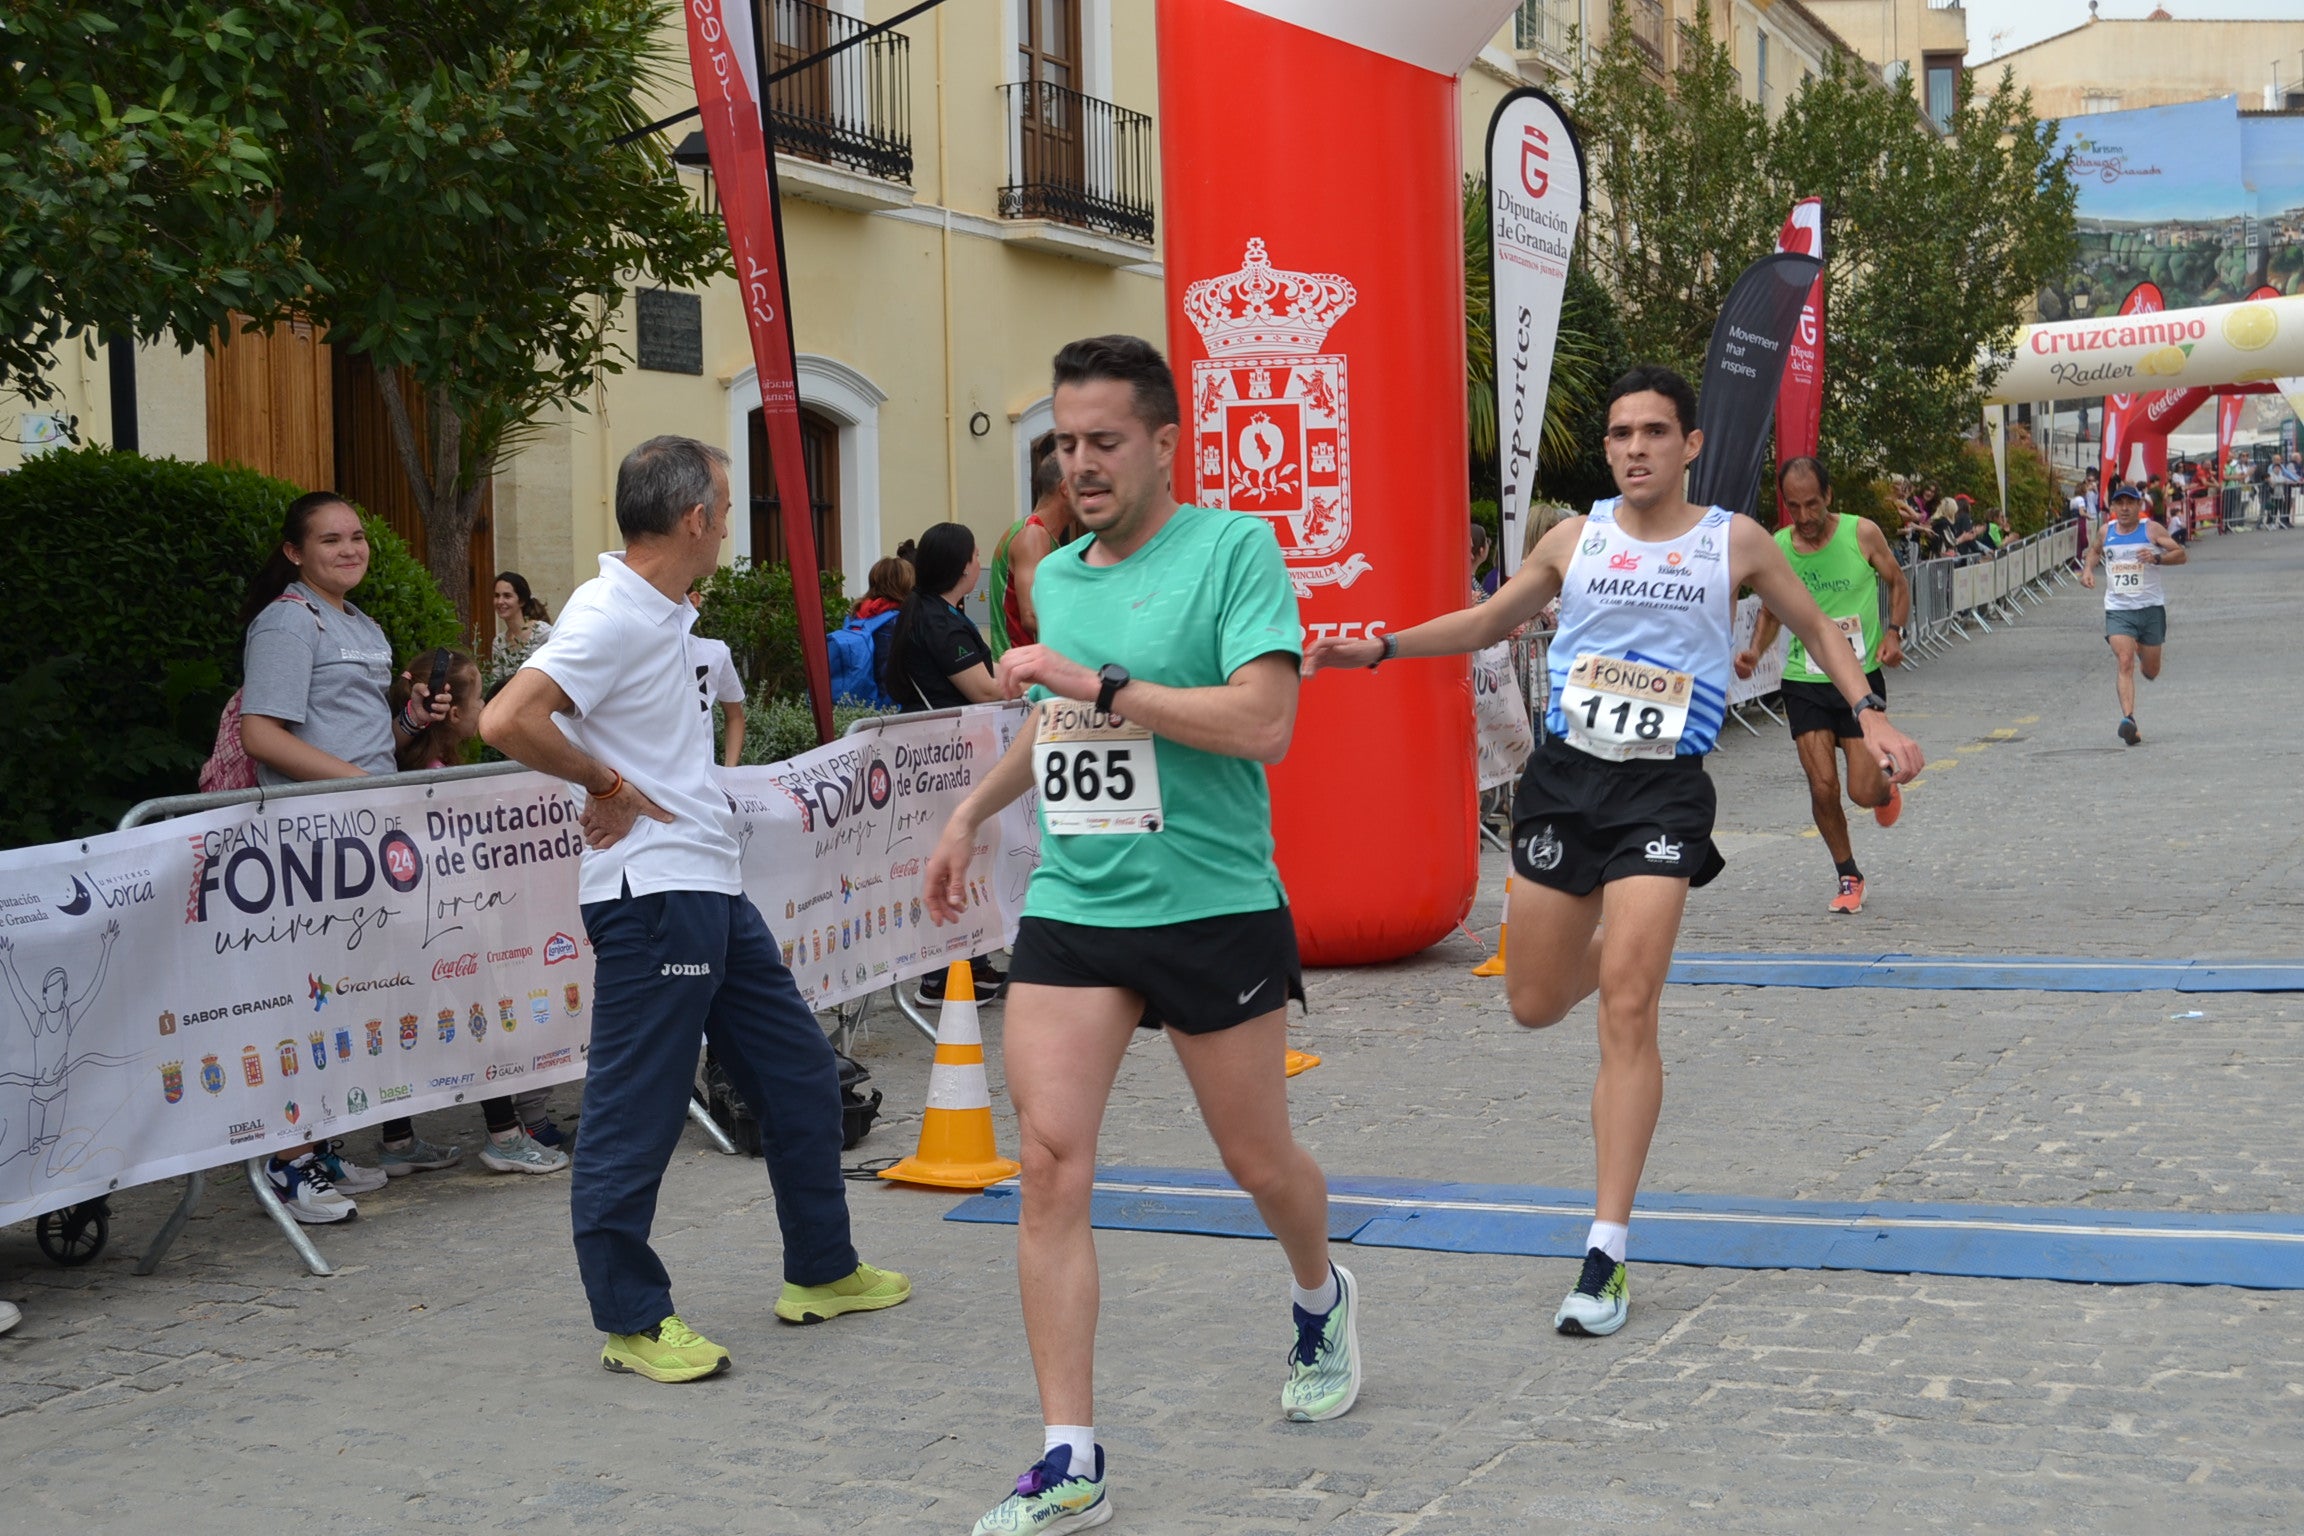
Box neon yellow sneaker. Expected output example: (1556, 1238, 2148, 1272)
(600, 1315, 730, 1382)
(773, 1261, 912, 1324)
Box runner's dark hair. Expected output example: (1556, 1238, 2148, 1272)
(1604, 365, 1699, 434)
(239, 491, 358, 628)
(1777, 456, 1832, 494)
(881, 522, 978, 706)
(1052, 334, 1180, 430)
(1031, 450, 1065, 504)
(494, 570, 550, 623)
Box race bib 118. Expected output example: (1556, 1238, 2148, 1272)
(1560, 654, 1691, 762)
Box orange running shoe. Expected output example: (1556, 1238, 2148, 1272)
(1873, 783, 1902, 829)
(1830, 875, 1865, 914)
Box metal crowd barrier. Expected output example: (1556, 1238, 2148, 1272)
(1892, 518, 2083, 666)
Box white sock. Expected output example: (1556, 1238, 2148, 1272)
(1290, 1264, 1339, 1315)
(1587, 1220, 1629, 1264)
(1043, 1425, 1096, 1479)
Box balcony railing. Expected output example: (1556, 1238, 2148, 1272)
(1000, 81, 1156, 246)
(761, 0, 912, 186)
(1514, 0, 1572, 58)
(1628, 0, 1667, 69)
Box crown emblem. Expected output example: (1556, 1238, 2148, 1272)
(1183, 238, 1357, 358)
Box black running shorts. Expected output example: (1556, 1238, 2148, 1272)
(1510, 737, 1725, 894)
(1008, 905, 1306, 1035)
(1780, 668, 1886, 741)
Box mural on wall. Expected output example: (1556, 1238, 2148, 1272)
(2043, 96, 2304, 320)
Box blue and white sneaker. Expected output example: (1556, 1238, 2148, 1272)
(1554, 1247, 1630, 1336)
(972, 1444, 1110, 1534)
(377, 1134, 462, 1177)
(315, 1139, 388, 1195)
(1281, 1262, 1362, 1421)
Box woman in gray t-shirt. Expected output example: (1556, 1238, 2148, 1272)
(236, 492, 461, 1217)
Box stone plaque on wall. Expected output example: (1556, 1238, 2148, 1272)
(635, 288, 704, 375)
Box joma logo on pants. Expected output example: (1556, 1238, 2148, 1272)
(660, 962, 712, 977)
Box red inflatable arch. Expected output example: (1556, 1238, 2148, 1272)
(1156, 1, 1516, 964)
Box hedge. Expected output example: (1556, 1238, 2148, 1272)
(0, 448, 456, 849)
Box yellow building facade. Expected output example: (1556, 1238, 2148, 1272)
(7, 0, 1874, 624)
(1969, 13, 2304, 121)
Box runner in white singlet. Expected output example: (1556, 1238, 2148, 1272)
(2080, 484, 2186, 745)
(1307, 367, 1924, 1340)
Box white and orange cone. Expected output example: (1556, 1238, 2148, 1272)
(880, 960, 1020, 1191)
(1472, 874, 1511, 977)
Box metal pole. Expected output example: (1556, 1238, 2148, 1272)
(242, 1158, 334, 1277)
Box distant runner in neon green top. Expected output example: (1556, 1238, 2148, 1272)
(922, 335, 1360, 1536)
(1735, 457, 1912, 915)
(987, 455, 1079, 659)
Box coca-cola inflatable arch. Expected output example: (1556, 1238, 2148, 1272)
(1157, 0, 1520, 964)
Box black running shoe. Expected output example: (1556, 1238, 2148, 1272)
(2118, 716, 2141, 746)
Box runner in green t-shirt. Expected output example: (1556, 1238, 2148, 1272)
(924, 335, 1359, 1536)
(1734, 457, 1913, 913)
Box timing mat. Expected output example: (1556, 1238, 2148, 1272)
(943, 1166, 2304, 1289)
(1663, 952, 2304, 993)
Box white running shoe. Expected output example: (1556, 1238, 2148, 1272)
(316, 1140, 388, 1194)
(0, 1298, 20, 1335)
(266, 1153, 358, 1224)
(478, 1129, 571, 1175)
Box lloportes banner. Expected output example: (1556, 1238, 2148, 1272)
(1487, 88, 1586, 576)
(680, 0, 837, 743)
(1687, 251, 1821, 518)
(1773, 198, 1827, 468)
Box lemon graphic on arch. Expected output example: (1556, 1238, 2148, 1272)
(2224, 302, 2278, 352)
(2139, 346, 2185, 376)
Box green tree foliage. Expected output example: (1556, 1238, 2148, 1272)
(0, 4, 328, 398)
(693, 558, 850, 703)
(1, 4, 728, 627)
(0, 448, 455, 848)
(1567, 3, 2076, 491)
(269, 1, 729, 627)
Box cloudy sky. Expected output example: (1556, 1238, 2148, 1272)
(1964, 0, 2304, 64)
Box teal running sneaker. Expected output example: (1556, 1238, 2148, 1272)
(972, 1444, 1109, 1534)
(1554, 1247, 1630, 1336)
(1281, 1262, 1361, 1422)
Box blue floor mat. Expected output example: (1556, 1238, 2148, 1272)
(944, 1167, 2304, 1289)
(1665, 952, 2304, 993)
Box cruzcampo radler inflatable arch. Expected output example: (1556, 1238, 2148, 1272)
(1156, 0, 1521, 966)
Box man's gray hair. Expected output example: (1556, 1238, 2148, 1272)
(616, 435, 730, 541)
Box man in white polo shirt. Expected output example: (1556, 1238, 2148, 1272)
(483, 435, 909, 1383)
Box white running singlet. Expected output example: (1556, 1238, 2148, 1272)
(1545, 500, 1736, 759)
(2101, 519, 2165, 610)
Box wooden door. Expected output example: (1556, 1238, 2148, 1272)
(331, 352, 495, 626)
(748, 406, 842, 576)
(1016, 0, 1083, 192)
(206, 317, 334, 494)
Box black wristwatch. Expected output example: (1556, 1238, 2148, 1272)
(1852, 692, 1888, 717)
(1095, 663, 1131, 715)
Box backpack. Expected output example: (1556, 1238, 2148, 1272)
(826, 610, 899, 709)
(199, 691, 258, 793)
(200, 592, 328, 794)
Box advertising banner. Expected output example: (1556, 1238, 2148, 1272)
(2099, 282, 2163, 489)
(0, 772, 594, 1229)
(2048, 97, 2251, 319)
(1774, 198, 1827, 466)
(1687, 252, 1821, 518)
(0, 708, 1035, 1229)
(681, 0, 836, 741)
(1726, 596, 1788, 708)
(1473, 641, 1534, 790)
(1984, 293, 2304, 405)
(1487, 88, 1586, 576)
(727, 706, 1037, 1011)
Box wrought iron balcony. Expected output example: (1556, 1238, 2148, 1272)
(761, 0, 912, 186)
(1629, 0, 1667, 69)
(1514, 0, 1572, 59)
(999, 80, 1157, 247)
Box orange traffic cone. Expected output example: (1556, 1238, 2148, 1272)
(880, 960, 1020, 1190)
(1284, 1048, 1321, 1076)
(1472, 874, 1511, 977)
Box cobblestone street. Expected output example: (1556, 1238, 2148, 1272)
(5, 533, 2302, 1534)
